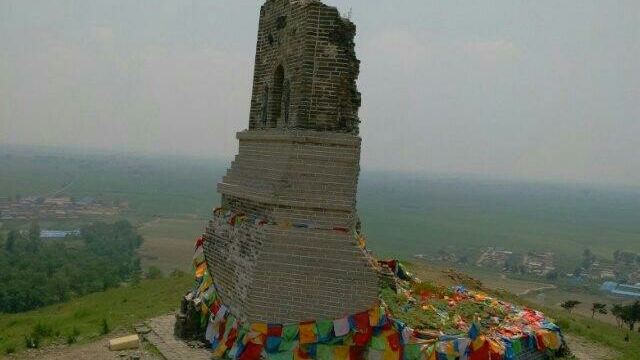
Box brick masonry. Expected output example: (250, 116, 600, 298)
(203, 0, 379, 325)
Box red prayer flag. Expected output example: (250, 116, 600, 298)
(238, 342, 264, 360)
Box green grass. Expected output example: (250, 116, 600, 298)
(0, 273, 193, 355)
(540, 305, 639, 360)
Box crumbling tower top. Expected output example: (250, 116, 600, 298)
(248, 0, 361, 133)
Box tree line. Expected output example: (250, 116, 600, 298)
(561, 300, 640, 331)
(0, 220, 143, 313)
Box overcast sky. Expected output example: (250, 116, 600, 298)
(1, 1, 638, 186)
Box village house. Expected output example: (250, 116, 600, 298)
(589, 262, 617, 280)
(523, 252, 556, 276)
(476, 247, 513, 268)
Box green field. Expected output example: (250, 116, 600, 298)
(2, 146, 639, 271)
(0, 147, 224, 220)
(359, 173, 640, 268)
(137, 217, 207, 272)
(0, 273, 192, 355)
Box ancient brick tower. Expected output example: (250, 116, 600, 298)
(202, 0, 379, 325)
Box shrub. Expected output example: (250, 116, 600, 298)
(5, 345, 16, 354)
(554, 317, 571, 330)
(33, 322, 54, 338)
(66, 327, 81, 345)
(145, 266, 164, 280)
(170, 269, 186, 278)
(101, 318, 110, 335)
(24, 334, 40, 349)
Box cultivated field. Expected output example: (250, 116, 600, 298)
(137, 217, 207, 273)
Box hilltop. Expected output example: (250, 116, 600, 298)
(1, 263, 636, 360)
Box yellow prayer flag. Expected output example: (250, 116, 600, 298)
(333, 345, 349, 360)
(250, 323, 268, 335)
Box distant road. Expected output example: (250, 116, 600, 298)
(49, 179, 75, 197)
(517, 284, 556, 296)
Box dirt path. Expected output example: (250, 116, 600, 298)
(517, 284, 557, 296)
(563, 333, 619, 360)
(6, 320, 619, 360)
(6, 330, 161, 360)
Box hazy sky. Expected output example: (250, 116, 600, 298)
(1, 1, 638, 186)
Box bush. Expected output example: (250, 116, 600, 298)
(555, 317, 571, 330)
(170, 269, 186, 278)
(24, 334, 40, 349)
(145, 266, 164, 280)
(66, 327, 81, 345)
(101, 318, 110, 335)
(5, 345, 16, 354)
(33, 322, 54, 338)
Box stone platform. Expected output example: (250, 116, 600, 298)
(144, 315, 211, 360)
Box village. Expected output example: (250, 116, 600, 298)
(417, 246, 640, 300)
(0, 195, 122, 221)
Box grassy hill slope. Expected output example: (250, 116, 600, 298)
(408, 263, 640, 360)
(0, 274, 192, 356)
(1, 264, 638, 359)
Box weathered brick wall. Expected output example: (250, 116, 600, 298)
(203, 0, 377, 325)
(203, 216, 265, 319)
(248, 0, 361, 133)
(205, 129, 379, 324)
(219, 130, 361, 215)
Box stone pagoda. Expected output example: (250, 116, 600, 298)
(202, 0, 379, 325)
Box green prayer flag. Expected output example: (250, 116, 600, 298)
(278, 340, 298, 352)
(224, 315, 236, 336)
(317, 344, 334, 360)
(316, 320, 334, 340)
(370, 335, 386, 351)
(283, 324, 299, 341)
(513, 339, 522, 354)
(404, 344, 423, 360)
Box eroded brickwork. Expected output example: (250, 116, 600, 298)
(203, 0, 378, 325)
(248, 0, 361, 133)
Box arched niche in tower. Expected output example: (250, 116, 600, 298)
(269, 65, 285, 128)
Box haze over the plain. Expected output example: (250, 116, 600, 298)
(1, 0, 638, 187)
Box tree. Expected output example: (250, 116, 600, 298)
(27, 221, 41, 253)
(4, 230, 17, 253)
(561, 300, 581, 313)
(619, 301, 640, 331)
(612, 304, 625, 328)
(546, 271, 559, 281)
(0, 221, 144, 314)
(591, 303, 608, 319)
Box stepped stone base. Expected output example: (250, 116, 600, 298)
(203, 130, 379, 325)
